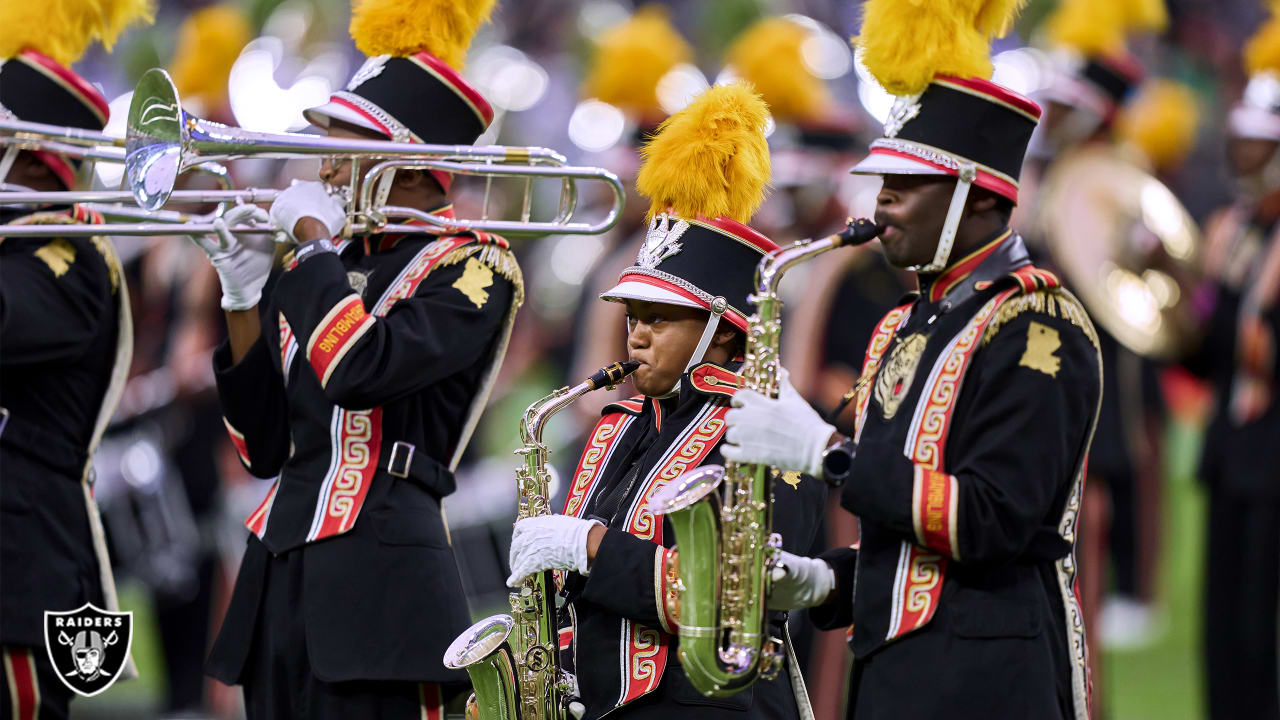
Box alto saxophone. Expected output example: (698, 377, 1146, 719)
(444, 360, 640, 720)
(647, 218, 882, 697)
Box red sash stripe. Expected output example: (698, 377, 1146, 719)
(223, 418, 251, 467)
(564, 413, 635, 519)
(654, 547, 678, 634)
(306, 408, 383, 541)
(3, 648, 39, 720)
(305, 295, 376, 389)
(244, 481, 279, 538)
(419, 682, 443, 720)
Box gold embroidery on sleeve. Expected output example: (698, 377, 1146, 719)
(1020, 321, 1062, 377)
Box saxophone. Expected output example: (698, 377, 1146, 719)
(444, 360, 640, 720)
(647, 218, 882, 697)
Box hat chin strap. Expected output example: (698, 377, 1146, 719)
(686, 297, 729, 373)
(910, 162, 977, 274)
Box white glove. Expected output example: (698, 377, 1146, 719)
(721, 368, 835, 477)
(768, 551, 835, 610)
(188, 204, 278, 311)
(269, 179, 347, 243)
(562, 672, 585, 719)
(507, 515, 603, 587)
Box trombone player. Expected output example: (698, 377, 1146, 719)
(0, 4, 150, 715)
(199, 0, 523, 716)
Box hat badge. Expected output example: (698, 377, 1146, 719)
(348, 55, 391, 91)
(883, 93, 922, 138)
(637, 214, 689, 268)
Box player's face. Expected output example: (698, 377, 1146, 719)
(75, 648, 100, 674)
(1227, 136, 1280, 178)
(624, 300, 710, 397)
(874, 174, 957, 268)
(318, 122, 383, 196)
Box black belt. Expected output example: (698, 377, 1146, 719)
(382, 441, 456, 497)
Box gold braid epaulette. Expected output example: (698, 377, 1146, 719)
(980, 287, 1100, 351)
(9, 211, 122, 294)
(439, 242, 525, 307)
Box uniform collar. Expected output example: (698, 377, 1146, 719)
(916, 228, 1030, 307)
(600, 359, 744, 431)
(361, 204, 454, 255)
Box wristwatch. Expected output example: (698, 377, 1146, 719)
(820, 439, 855, 487)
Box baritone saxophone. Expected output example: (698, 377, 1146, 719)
(646, 218, 882, 698)
(444, 360, 640, 720)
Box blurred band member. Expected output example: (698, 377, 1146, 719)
(196, 1, 523, 717)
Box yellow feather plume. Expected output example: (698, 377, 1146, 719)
(582, 5, 692, 117)
(1118, 0, 1168, 33)
(855, 0, 1027, 96)
(0, 0, 154, 65)
(636, 83, 771, 223)
(1044, 0, 1127, 56)
(1245, 4, 1280, 75)
(725, 17, 829, 123)
(1116, 80, 1198, 169)
(169, 5, 251, 105)
(349, 0, 496, 69)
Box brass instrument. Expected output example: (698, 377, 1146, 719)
(0, 68, 626, 238)
(1037, 145, 1203, 359)
(444, 360, 640, 720)
(646, 218, 882, 698)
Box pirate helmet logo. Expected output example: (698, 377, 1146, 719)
(44, 604, 133, 697)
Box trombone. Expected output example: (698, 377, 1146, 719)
(1, 68, 625, 238)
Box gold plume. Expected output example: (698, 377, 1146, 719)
(855, 0, 1028, 96)
(1116, 80, 1199, 169)
(725, 17, 830, 123)
(582, 5, 692, 117)
(636, 83, 771, 223)
(169, 5, 251, 105)
(0, 0, 154, 66)
(1246, 1, 1280, 75)
(349, 0, 496, 70)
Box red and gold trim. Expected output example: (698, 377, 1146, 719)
(563, 412, 636, 518)
(244, 480, 279, 538)
(306, 408, 382, 541)
(927, 230, 1011, 302)
(372, 234, 482, 316)
(366, 207, 455, 254)
(620, 622, 667, 706)
(409, 51, 495, 128)
(866, 142, 1020, 202)
(934, 76, 1042, 123)
(17, 50, 110, 124)
(613, 272, 751, 331)
(912, 467, 960, 560)
(223, 418, 251, 467)
(689, 363, 744, 397)
(1009, 266, 1062, 294)
(326, 94, 454, 192)
(689, 216, 780, 256)
(650, 398, 663, 432)
(3, 647, 41, 720)
(623, 403, 730, 544)
(853, 304, 913, 442)
(305, 294, 376, 389)
(558, 626, 574, 651)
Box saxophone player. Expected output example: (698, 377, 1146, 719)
(720, 1, 1103, 718)
(505, 84, 826, 719)
(197, 1, 523, 716)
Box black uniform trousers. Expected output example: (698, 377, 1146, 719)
(231, 536, 455, 720)
(1204, 489, 1280, 720)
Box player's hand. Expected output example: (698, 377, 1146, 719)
(506, 515, 603, 587)
(188, 203, 278, 311)
(269, 180, 347, 243)
(768, 550, 836, 610)
(722, 368, 835, 477)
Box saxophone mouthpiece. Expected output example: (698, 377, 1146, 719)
(586, 360, 641, 390)
(837, 217, 884, 247)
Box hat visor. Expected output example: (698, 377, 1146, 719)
(303, 101, 384, 136)
(600, 279, 705, 310)
(1229, 105, 1280, 142)
(848, 150, 950, 177)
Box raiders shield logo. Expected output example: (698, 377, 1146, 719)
(43, 604, 133, 697)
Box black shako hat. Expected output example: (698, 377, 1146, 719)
(601, 214, 780, 333)
(850, 75, 1042, 205)
(0, 49, 110, 188)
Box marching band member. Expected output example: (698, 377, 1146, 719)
(506, 83, 826, 719)
(1191, 9, 1280, 717)
(198, 0, 523, 716)
(720, 0, 1104, 717)
(0, 1, 151, 716)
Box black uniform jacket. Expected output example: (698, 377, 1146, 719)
(205, 226, 519, 684)
(559, 361, 827, 720)
(1, 213, 122, 646)
(1186, 208, 1280, 500)
(810, 230, 1102, 720)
